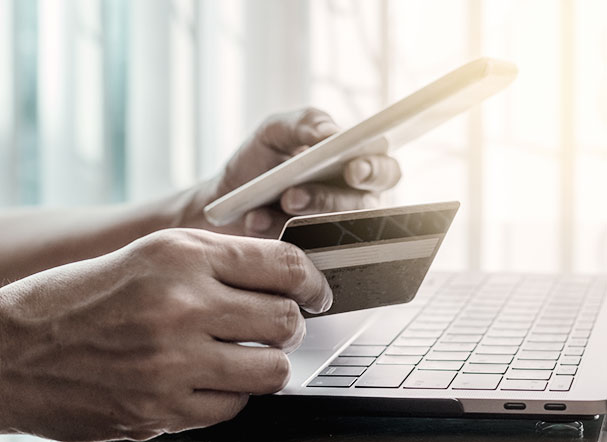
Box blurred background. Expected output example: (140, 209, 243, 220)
(1, 0, 606, 274)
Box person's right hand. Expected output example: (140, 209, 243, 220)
(0, 229, 332, 441)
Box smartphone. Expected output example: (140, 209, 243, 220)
(204, 57, 516, 226)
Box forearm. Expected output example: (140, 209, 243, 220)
(0, 200, 171, 285)
(0, 181, 221, 285)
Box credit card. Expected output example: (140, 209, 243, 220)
(279, 201, 459, 317)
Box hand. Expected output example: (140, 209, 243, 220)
(0, 229, 332, 441)
(180, 107, 402, 238)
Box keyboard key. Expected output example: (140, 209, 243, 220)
(500, 313, 537, 321)
(559, 356, 581, 365)
(308, 376, 357, 388)
(385, 346, 430, 356)
(395, 337, 437, 347)
(481, 337, 523, 346)
(532, 326, 571, 334)
(571, 330, 591, 339)
(418, 360, 464, 371)
(463, 363, 508, 374)
(426, 351, 470, 361)
(493, 320, 533, 328)
(452, 318, 493, 328)
(506, 370, 552, 380)
(539, 315, 576, 322)
(527, 334, 568, 343)
(475, 345, 519, 355)
(319, 366, 366, 377)
(578, 313, 598, 321)
(430, 309, 463, 318)
(491, 324, 530, 331)
(511, 360, 556, 370)
(451, 373, 502, 390)
(462, 310, 499, 319)
(556, 366, 577, 376)
(408, 322, 451, 331)
(568, 338, 588, 347)
(500, 379, 547, 391)
(517, 351, 560, 360)
(331, 357, 375, 366)
(536, 319, 574, 326)
(440, 334, 483, 343)
(403, 370, 457, 389)
(521, 342, 563, 351)
(400, 330, 443, 339)
(487, 329, 527, 338)
(340, 345, 385, 357)
(433, 342, 476, 352)
(549, 375, 574, 391)
(564, 347, 584, 356)
(469, 354, 513, 364)
(416, 314, 456, 323)
(376, 355, 422, 365)
(448, 326, 488, 335)
(355, 364, 414, 388)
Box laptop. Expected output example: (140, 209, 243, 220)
(269, 271, 607, 419)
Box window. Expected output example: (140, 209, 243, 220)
(1, 0, 605, 273)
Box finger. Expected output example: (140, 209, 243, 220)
(343, 155, 402, 191)
(209, 237, 332, 314)
(259, 107, 340, 155)
(280, 183, 380, 216)
(204, 285, 306, 352)
(187, 342, 292, 395)
(172, 390, 249, 432)
(243, 207, 289, 239)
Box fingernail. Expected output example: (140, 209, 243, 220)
(287, 188, 311, 211)
(350, 159, 373, 184)
(315, 121, 339, 138)
(244, 210, 272, 233)
(321, 298, 333, 313)
(321, 282, 333, 312)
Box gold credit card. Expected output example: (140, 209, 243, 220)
(279, 202, 459, 317)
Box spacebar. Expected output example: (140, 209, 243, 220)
(352, 306, 420, 346)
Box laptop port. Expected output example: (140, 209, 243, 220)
(504, 402, 526, 410)
(544, 403, 567, 411)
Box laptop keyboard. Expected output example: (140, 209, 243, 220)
(307, 273, 606, 391)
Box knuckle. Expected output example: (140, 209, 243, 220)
(360, 192, 380, 209)
(313, 188, 332, 212)
(280, 244, 308, 291)
(264, 350, 291, 392)
(131, 357, 166, 387)
(142, 229, 182, 254)
(258, 113, 282, 138)
(214, 393, 249, 424)
(134, 229, 203, 269)
(390, 160, 403, 186)
(118, 394, 163, 428)
(220, 240, 247, 265)
(298, 106, 327, 124)
(273, 299, 301, 345)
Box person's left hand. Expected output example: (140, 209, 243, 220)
(182, 107, 402, 238)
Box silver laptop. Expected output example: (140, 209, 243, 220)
(275, 272, 607, 418)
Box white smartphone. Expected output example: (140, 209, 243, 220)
(204, 57, 517, 226)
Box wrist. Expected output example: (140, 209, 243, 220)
(169, 175, 226, 232)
